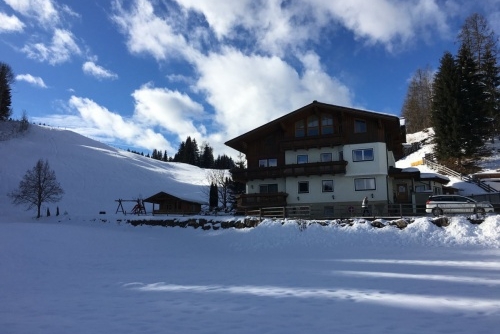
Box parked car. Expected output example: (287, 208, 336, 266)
(426, 195, 494, 216)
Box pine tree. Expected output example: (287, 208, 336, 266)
(209, 182, 218, 209)
(456, 44, 488, 156)
(457, 13, 500, 139)
(482, 48, 500, 137)
(199, 143, 215, 168)
(214, 154, 235, 169)
(431, 52, 462, 161)
(0, 62, 14, 121)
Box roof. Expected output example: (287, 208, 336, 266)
(225, 100, 402, 152)
(388, 167, 450, 184)
(143, 191, 207, 205)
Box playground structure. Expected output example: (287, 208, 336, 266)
(115, 199, 147, 215)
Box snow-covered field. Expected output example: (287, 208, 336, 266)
(1, 123, 500, 333)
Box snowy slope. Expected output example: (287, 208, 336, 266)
(0, 122, 209, 220)
(396, 128, 498, 195)
(1, 123, 500, 333)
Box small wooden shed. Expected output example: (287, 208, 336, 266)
(143, 191, 204, 215)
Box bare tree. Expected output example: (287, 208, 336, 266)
(458, 13, 498, 69)
(205, 169, 232, 209)
(8, 159, 64, 218)
(401, 66, 434, 133)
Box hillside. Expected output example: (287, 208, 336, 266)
(0, 122, 209, 221)
(2, 123, 499, 221)
(2, 124, 500, 334)
(396, 128, 499, 195)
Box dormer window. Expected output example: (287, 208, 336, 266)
(321, 114, 333, 134)
(295, 120, 305, 137)
(354, 119, 367, 133)
(307, 115, 319, 136)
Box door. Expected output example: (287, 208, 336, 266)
(396, 183, 409, 202)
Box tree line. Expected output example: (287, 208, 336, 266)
(401, 13, 500, 172)
(128, 135, 237, 170)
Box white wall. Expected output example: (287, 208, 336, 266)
(246, 142, 393, 204)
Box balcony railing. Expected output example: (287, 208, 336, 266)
(231, 160, 347, 182)
(236, 192, 288, 209)
(280, 134, 344, 150)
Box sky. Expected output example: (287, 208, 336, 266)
(1, 0, 500, 158)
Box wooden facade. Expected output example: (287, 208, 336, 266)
(143, 192, 203, 215)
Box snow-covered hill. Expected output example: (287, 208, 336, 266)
(396, 127, 500, 195)
(0, 122, 209, 221)
(2, 123, 500, 334)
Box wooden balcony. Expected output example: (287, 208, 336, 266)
(230, 160, 347, 182)
(280, 134, 344, 150)
(236, 192, 288, 209)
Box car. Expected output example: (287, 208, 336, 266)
(425, 195, 494, 216)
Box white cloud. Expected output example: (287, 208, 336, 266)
(22, 28, 81, 65)
(313, 0, 451, 51)
(4, 0, 60, 26)
(82, 61, 118, 80)
(0, 12, 25, 32)
(194, 48, 353, 142)
(111, 0, 197, 62)
(131, 84, 205, 141)
(15, 73, 47, 88)
(68, 96, 171, 151)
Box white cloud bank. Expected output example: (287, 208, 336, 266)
(82, 61, 118, 80)
(0, 12, 24, 32)
(15, 74, 47, 88)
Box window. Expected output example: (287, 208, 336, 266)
(354, 119, 367, 133)
(322, 180, 334, 192)
(320, 153, 332, 162)
(352, 148, 374, 162)
(295, 120, 305, 137)
(339, 151, 343, 161)
(297, 155, 308, 164)
(321, 114, 333, 135)
(259, 158, 277, 167)
(307, 115, 319, 136)
(260, 184, 278, 193)
(298, 181, 309, 193)
(415, 185, 429, 192)
(355, 178, 376, 191)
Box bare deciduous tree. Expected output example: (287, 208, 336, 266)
(205, 169, 232, 209)
(8, 159, 64, 218)
(401, 66, 434, 133)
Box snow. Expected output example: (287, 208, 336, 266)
(1, 123, 500, 333)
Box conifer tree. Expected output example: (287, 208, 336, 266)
(457, 13, 500, 139)
(199, 143, 215, 168)
(456, 44, 488, 156)
(0, 62, 14, 121)
(431, 52, 462, 161)
(209, 182, 218, 209)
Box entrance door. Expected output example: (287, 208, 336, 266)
(396, 183, 409, 202)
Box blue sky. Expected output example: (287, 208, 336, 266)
(1, 0, 499, 158)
